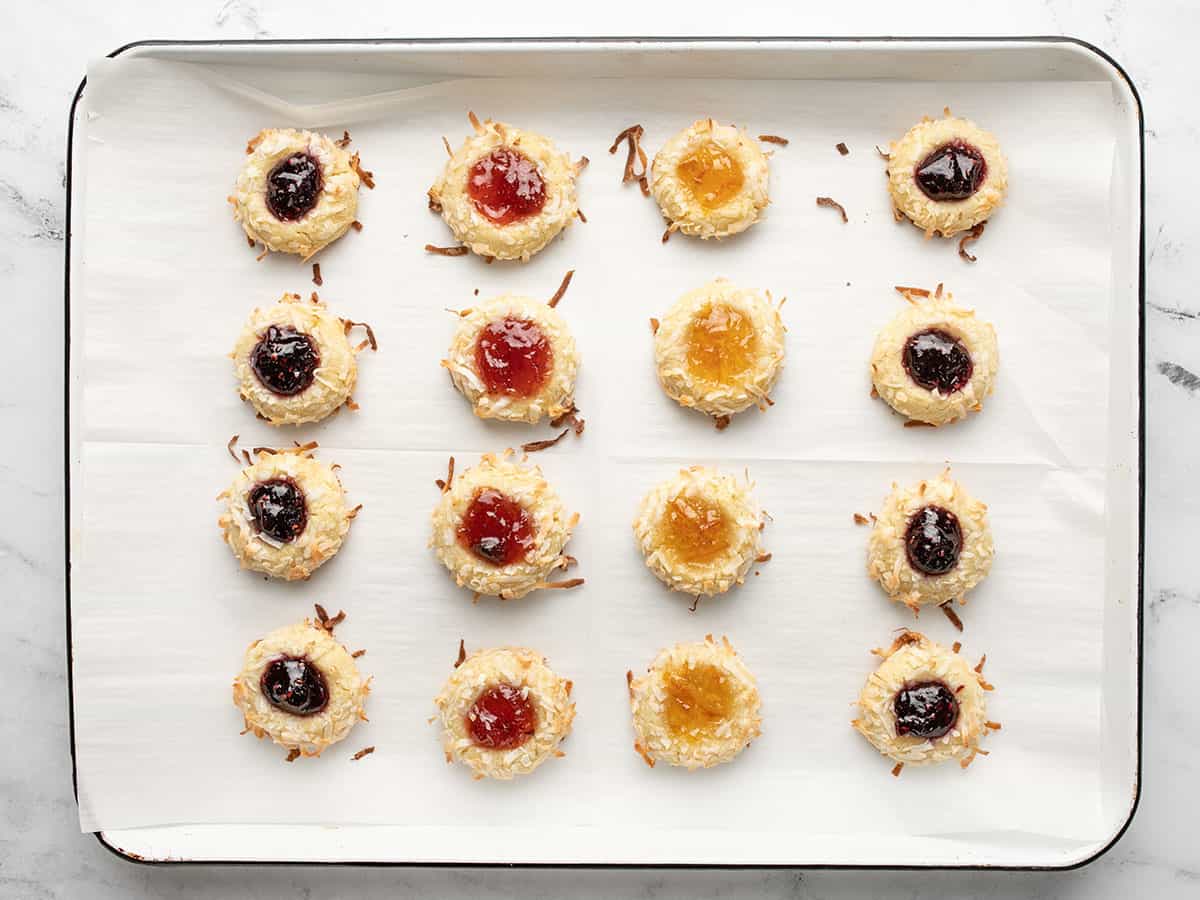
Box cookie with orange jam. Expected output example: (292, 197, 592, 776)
(428, 113, 585, 261)
(654, 278, 785, 425)
(434, 645, 575, 780)
(443, 294, 579, 424)
(650, 119, 770, 240)
(628, 635, 761, 770)
(429, 450, 580, 600)
(633, 466, 764, 599)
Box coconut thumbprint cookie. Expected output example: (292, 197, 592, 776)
(231, 128, 371, 259)
(434, 644, 575, 780)
(628, 635, 762, 770)
(853, 631, 998, 773)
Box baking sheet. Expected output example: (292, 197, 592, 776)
(71, 49, 1127, 864)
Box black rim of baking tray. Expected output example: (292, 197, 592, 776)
(63, 34, 1146, 872)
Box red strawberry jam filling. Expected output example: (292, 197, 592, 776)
(466, 682, 537, 749)
(467, 147, 547, 225)
(474, 316, 553, 398)
(456, 488, 535, 567)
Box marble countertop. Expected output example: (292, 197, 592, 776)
(2, 1, 1195, 897)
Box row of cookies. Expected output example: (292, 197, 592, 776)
(233, 620, 994, 778)
(231, 110, 1007, 263)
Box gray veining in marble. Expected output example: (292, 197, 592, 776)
(1, 0, 1197, 897)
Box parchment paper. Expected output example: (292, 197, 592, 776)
(73, 55, 1118, 859)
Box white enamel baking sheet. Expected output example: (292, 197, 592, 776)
(66, 39, 1142, 868)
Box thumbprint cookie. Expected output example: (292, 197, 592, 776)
(218, 444, 358, 581)
(428, 113, 585, 261)
(443, 287, 579, 424)
(653, 278, 785, 427)
(650, 119, 771, 240)
(434, 645, 575, 780)
(232, 616, 370, 759)
(627, 635, 762, 770)
(852, 631, 997, 771)
(231, 128, 369, 259)
(429, 450, 580, 600)
(633, 466, 765, 600)
(232, 292, 376, 426)
(886, 111, 1007, 240)
(871, 285, 997, 426)
(867, 470, 994, 612)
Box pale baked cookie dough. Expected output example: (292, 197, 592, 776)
(434, 645, 575, 780)
(231, 128, 367, 259)
(627, 635, 762, 770)
(870, 287, 998, 426)
(633, 466, 765, 599)
(232, 617, 370, 758)
(233, 292, 374, 426)
(429, 450, 579, 600)
(650, 119, 771, 240)
(428, 113, 585, 261)
(654, 278, 785, 424)
(867, 470, 994, 612)
(852, 631, 996, 770)
(443, 294, 579, 423)
(218, 445, 358, 581)
(886, 112, 1007, 238)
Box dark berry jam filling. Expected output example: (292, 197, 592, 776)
(905, 505, 963, 576)
(250, 324, 321, 396)
(914, 140, 987, 202)
(466, 682, 537, 750)
(456, 488, 535, 567)
(893, 680, 959, 739)
(247, 477, 308, 544)
(902, 329, 973, 395)
(467, 147, 547, 225)
(474, 316, 553, 398)
(260, 655, 329, 716)
(265, 152, 324, 221)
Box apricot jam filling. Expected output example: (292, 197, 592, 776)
(474, 316, 553, 398)
(684, 302, 757, 386)
(466, 682, 537, 750)
(467, 147, 547, 225)
(655, 492, 731, 566)
(675, 142, 744, 211)
(457, 488, 536, 567)
(663, 662, 736, 742)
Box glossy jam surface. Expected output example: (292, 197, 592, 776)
(893, 680, 959, 739)
(456, 488, 535, 567)
(905, 505, 963, 576)
(260, 656, 329, 716)
(903, 328, 973, 395)
(466, 682, 537, 750)
(676, 142, 744, 211)
(914, 141, 987, 202)
(684, 303, 757, 386)
(474, 317, 553, 398)
(265, 152, 324, 221)
(655, 492, 731, 566)
(250, 324, 321, 396)
(663, 662, 736, 741)
(247, 477, 308, 544)
(467, 147, 546, 225)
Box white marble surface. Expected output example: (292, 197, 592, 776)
(1, 0, 1196, 896)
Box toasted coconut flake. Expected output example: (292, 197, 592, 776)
(903, 419, 937, 428)
(351, 649, 366, 658)
(853, 513, 871, 525)
(425, 243, 468, 257)
(335, 130, 352, 149)
(547, 269, 575, 309)
(758, 134, 789, 146)
(227, 434, 241, 463)
(285, 748, 301, 763)
(246, 234, 256, 248)
(609, 123, 650, 195)
(349, 153, 375, 189)
(255, 246, 269, 262)
(836, 142, 850, 156)
(958, 221, 986, 262)
(755, 552, 772, 563)
(435, 456, 455, 493)
(816, 196, 848, 223)
(714, 414, 731, 431)
(934, 282, 944, 299)
(875, 145, 890, 160)
(649, 317, 660, 334)
(341, 319, 378, 352)
(975, 654, 987, 673)
(940, 603, 965, 632)
(454, 639, 467, 669)
(537, 577, 585, 591)
(549, 403, 586, 436)
(891, 762, 904, 777)
(350, 220, 363, 232)
(351, 746, 375, 761)
(311, 263, 323, 286)
(441, 135, 453, 157)
(521, 428, 570, 454)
